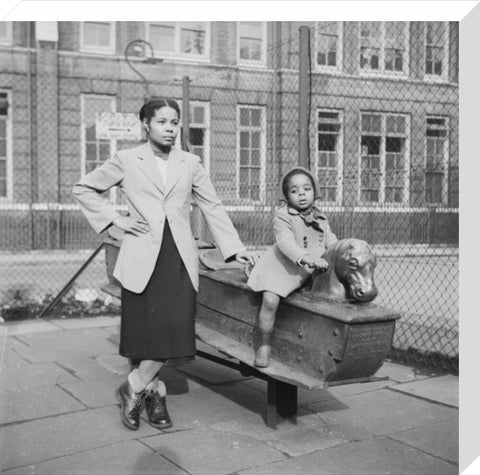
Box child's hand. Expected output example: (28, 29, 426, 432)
(315, 257, 329, 271)
(299, 255, 329, 271)
(299, 255, 317, 269)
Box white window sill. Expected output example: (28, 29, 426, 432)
(237, 60, 268, 69)
(359, 70, 409, 80)
(314, 66, 343, 75)
(153, 52, 211, 64)
(80, 47, 116, 55)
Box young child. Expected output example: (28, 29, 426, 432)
(247, 167, 338, 367)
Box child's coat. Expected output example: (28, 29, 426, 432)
(247, 167, 337, 297)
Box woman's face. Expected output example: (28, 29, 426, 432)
(286, 173, 315, 211)
(144, 106, 179, 148)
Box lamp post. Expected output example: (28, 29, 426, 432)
(124, 39, 163, 101)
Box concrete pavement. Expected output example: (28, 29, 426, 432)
(0, 317, 458, 474)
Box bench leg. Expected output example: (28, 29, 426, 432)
(276, 380, 298, 419)
(266, 379, 279, 429)
(265, 379, 298, 429)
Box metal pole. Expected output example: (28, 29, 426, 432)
(37, 242, 105, 319)
(27, 23, 35, 249)
(182, 75, 192, 152)
(298, 26, 310, 169)
(124, 40, 154, 101)
(183, 75, 204, 240)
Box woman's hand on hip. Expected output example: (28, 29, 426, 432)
(112, 216, 149, 236)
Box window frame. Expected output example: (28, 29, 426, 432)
(0, 22, 13, 46)
(359, 21, 410, 77)
(314, 22, 343, 72)
(80, 21, 116, 54)
(80, 94, 117, 201)
(424, 115, 449, 205)
(175, 100, 211, 172)
(424, 22, 449, 82)
(237, 21, 268, 67)
(315, 108, 344, 205)
(147, 22, 211, 61)
(358, 111, 410, 206)
(0, 89, 12, 201)
(236, 105, 267, 203)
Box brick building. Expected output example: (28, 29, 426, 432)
(0, 21, 459, 248)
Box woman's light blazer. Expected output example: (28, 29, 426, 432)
(73, 143, 245, 293)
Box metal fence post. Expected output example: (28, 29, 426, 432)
(298, 25, 310, 169)
(182, 75, 192, 153)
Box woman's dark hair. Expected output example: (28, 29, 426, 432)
(139, 97, 181, 124)
(282, 169, 315, 198)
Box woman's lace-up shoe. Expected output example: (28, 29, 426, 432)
(145, 390, 172, 429)
(115, 380, 145, 430)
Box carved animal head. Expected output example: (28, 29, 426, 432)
(311, 238, 378, 303)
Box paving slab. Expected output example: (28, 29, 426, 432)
(141, 425, 287, 474)
(12, 327, 118, 363)
(392, 375, 459, 408)
(306, 388, 457, 437)
(0, 385, 85, 425)
(375, 360, 436, 383)
(49, 316, 120, 330)
(0, 337, 31, 368)
(0, 406, 158, 471)
(1, 320, 60, 336)
(389, 418, 459, 465)
(213, 412, 348, 457)
(0, 361, 78, 391)
(2, 439, 185, 475)
(160, 381, 270, 431)
(96, 354, 131, 376)
(59, 373, 124, 408)
(237, 436, 457, 475)
(56, 355, 124, 381)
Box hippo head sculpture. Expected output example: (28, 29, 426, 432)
(311, 238, 378, 303)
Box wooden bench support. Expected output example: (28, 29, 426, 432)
(197, 348, 298, 429)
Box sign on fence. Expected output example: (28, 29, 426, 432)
(96, 112, 142, 141)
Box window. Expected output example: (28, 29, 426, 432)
(0, 92, 11, 200)
(80, 22, 115, 54)
(0, 22, 13, 45)
(81, 95, 116, 176)
(425, 22, 448, 80)
(360, 112, 409, 204)
(175, 101, 210, 171)
(237, 22, 267, 66)
(425, 116, 449, 204)
(148, 22, 210, 59)
(316, 110, 343, 203)
(316, 22, 342, 70)
(187, 103, 210, 170)
(360, 22, 408, 75)
(237, 106, 266, 202)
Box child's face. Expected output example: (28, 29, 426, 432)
(286, 173, 315, 211)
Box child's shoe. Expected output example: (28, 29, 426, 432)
(254, 344, 271, 367)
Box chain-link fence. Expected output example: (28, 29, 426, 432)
(0, 21, 458, 373)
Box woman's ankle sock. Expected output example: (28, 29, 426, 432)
(156, 380, 167, 397)
(127, 369, 147, 393)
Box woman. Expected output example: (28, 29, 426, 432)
(73, 97, 254, 431)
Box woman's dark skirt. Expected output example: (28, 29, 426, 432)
(119, 220, 196, 361)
